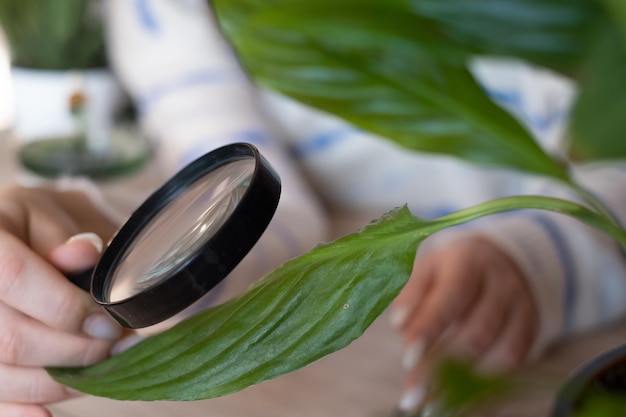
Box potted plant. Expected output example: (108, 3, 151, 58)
(0, 0, 149, 178)
(40, 0, 626, 416)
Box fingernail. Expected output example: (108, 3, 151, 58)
(68, 232, 103, 253)
(111, 334, 144, 356)
(403, 340, 425, 370)
(479, 349, 517, 374)
(390, 307, 409, 329)
(83, 313, 122, 340)
(399, 385, 426, 412)
(66, 387, 84, 398)
(421, 403, 437, 417)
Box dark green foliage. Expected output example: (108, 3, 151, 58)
(0, 0, 106, 69)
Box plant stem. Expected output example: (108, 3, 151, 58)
(559, 166, 623, 230)
(571, 181, 622, 226)
(427, 195, 626, 250)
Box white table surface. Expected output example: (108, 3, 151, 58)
(1, 133, 626, 417)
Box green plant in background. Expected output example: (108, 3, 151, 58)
(0, 0, 151, 179)
(0, 0, 106, 69)
(46, 0, 626, 415)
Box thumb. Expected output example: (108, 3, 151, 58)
(48, 232, 104, 274)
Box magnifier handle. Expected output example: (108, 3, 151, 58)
(65, 268, 94, 292)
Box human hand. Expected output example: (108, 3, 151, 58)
(389, 235, 539, 411)
(0, 185, 123, 417)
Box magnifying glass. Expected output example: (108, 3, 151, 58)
(67, 143, 280, 328)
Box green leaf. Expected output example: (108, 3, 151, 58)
(574, 394, 626, 417)
(0, 0, 106, 69)
(436, 360, 511, 413)
(570, 21, 626, 161)
(47, 196, 626, 401)
(214, 0, 568, 181)
(48, 206, 432, 400)
(601, 0, 626, 43)
(408, 0, 600, 74)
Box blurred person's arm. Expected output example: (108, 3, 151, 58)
(391, 164, 626, 411)
(105, 0, 331, 303)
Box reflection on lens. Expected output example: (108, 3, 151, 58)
(107, 158, 255, 302)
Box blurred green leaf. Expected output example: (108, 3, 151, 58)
(436, 360, 511, 413)
(574, 394, 626, 417)
(408, 0, 600, 75)
(214, 0, 568, 181)
(570, 21, 626, 161)
(601, 0, 626, 42)
(0, 0, 106, 69)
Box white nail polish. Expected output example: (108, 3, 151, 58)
(390, 307, 409, 329)
(399, 385, 426, 412)
(68, 232, 103, 253)
(66, 387, 84, 398)
(83, 313, 122, 340)
(111, 334, 144, 355)
(403, 340, 425, 370)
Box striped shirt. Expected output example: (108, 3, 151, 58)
(105, 0, 626, 356)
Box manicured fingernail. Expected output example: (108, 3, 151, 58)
(111, 334, 144, 356)
(421, 403, 437, 417)
(479, 349, 517, 374)
(403, 340, 425, 370)
(66, 387, 84, 398)
(83, 313, 122, 340)
(68, 232, 103, 253)
(399, 385, 426, 412)
(390, 307, 409, 329)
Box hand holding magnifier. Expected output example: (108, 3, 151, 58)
(68, 143, 280, 328)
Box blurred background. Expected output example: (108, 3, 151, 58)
(0, 1, 150, 180)
(0, 27, 12, 131)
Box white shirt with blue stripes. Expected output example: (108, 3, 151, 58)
(105, 0, 626, 355)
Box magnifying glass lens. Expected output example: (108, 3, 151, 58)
(107, 158, 255, 302)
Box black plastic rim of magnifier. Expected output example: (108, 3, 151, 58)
(90, 142, 281, 328)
